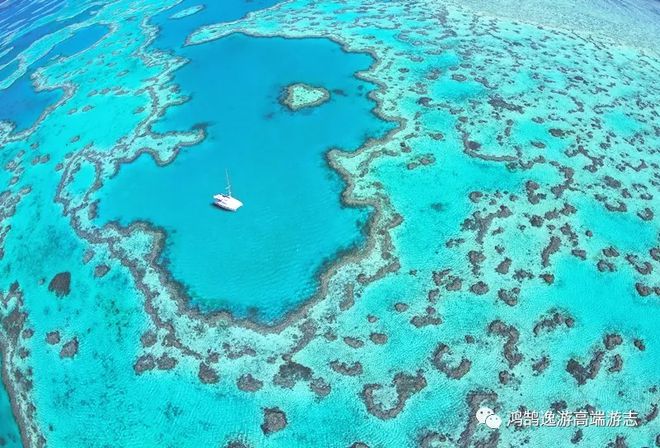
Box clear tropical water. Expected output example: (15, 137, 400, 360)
(0, 0, 658, 447)
(0, 358, 21, 447)
(97, 33, 390, 322)
(0, 74, 60, 131)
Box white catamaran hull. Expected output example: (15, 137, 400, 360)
(214, 194, 243, 211)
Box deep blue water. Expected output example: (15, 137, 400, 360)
(0, 13, 109, 134)
(150, 0, 283, 51)
(0, 3, 101, 67)
(0, 73, 61, 132)
(0, 0, 65, 39)
(0, 4, 108, 134)
(43, 23, 110, 60)
(97, 32, 394, 323)
(0, 59, 18, 81)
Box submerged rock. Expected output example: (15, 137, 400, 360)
(198, 363, 219, 384)
(48, 272, 71, 297)
(59, 337, 79, 359)
(261, 407, 287, 435)
(360, 371, 427, 420)
(45, 331, 61, 345)
(603, 333, 623, 350)
(431, 343, 472, 379)
(280, 82, 330, 111)
(488, 320, 522, 368)
(237, 374, 263, 392)
(273, 360, 312, 389)
(330, 360, 363, 377)
(566, 351, 604, 385)
(94, 264, 110, 278)
(156, 354, 177, 371)
(369, 333, 388, 345)
(309, 377, 331, 398)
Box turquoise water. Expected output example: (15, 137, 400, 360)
(97, 33, 392, 322)
(0, 358, 21, 448)
(0, 0, 659, 447)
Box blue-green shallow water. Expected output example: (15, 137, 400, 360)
(98, 33, 393, 322)
(0, 358, 21, 448)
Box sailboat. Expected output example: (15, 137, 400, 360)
(213, 170, 243, 211)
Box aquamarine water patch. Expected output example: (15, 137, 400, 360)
(601, 110, 642, 139)
(97, 33, 393, 322)
(0, 358, 21, 448)
(573, 196, 658, 253)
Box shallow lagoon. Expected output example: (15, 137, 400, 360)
(97, 33, 393, 322)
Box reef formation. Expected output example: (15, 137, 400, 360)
(280, 82, 331, 111)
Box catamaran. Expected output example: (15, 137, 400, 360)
(214, 170, 243, 211)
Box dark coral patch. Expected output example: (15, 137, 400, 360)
(431, 343, 472, 379)
(360, 371, 427, 420)
(48, 272, 71, 297)
(198, 363, 219, 384)
(59, 337, 79, 359)
(261, 407, 287, 435)
(237, 373, 263, 392)
(566, 351, 604, 386)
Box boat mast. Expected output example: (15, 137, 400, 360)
(225, 169, 232, 197)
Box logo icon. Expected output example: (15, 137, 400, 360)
(476, 407, 502, 429)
